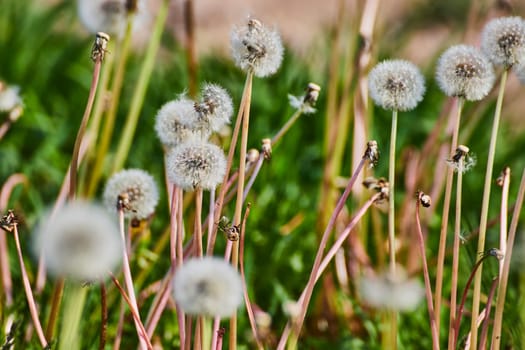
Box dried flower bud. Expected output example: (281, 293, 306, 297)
(103, 169, 159, 220)
(481, 16, 525, 68)
(417, 191, 432, 208)
(368, 59, 426, 111)
(261, 138, 272, 159)
(166, 141, 227, 191)
(364, 140, 379, 167)
(173, 257, 243, 317)
(436, 45, 495, 101)
(246, 149, 260, 164)
(231, 17, 284, 77)
(91, 32, 110, 62)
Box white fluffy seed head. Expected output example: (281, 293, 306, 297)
(194, 83, 234, 132)
(0, 84, 22, 112)
(166, 141, 227, 191)
(360, 269, 424, 312)
(173, 257, 243, 318)
(103, 169, 159, 220)
(368, 59, 426, 111)
(436, 45, 495, 101)
(230, 17, 284, 78)
(481, 16, 525, 68)
(155, 98, 211, 148)
(33, 202, 122, 281)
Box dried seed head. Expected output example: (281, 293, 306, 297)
(481, 16, 525, 68)
(103, 169, 159, 220)
(288, 82, 322, 114)
(91, 32, 111, 62)
(33, 202, 122, 281)
(364, 140, 380, 167)
(436, 45, 495, 101)
(447, 145, 476, 173)
(194, 83, 234, 132)
(173, 257, 243, 317)
(231, 17, 284, 77)
(261, 138, 272, 159)
(417, 191, 432, 208)
(360, 268, 424, 312)
(0, 84, 22, 112)
(246, 149, 260, 164)
(368, 59, 426, 111)
(155, 98, 211, 148)
(166, 141, 227, 191)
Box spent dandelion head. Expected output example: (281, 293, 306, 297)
(173, 257, 243, 317)
(231, 17, 284, 77)
(78, 0, 127, 36)
(194, 83, 234, 132)
(446, 144, 476, 173)
(288, 82, 321, 114)
(103, 169, 159, 220)
(166, 141, 227, 191)
(360, 268, 424, 312)
(436, 45, 495, 101)
(0, 83, 22, 113)
(368, 59, 426, 111)
(481, 16, 525, 68)
(155, 97, 211, 148)
(33, 202, 122, 281)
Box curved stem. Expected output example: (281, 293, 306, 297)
(58, 283, 87, 350)
(470, 69, 508, 350)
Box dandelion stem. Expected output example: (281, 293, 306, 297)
(111, 0, 169, 173)
(415, 194, 439, 350)
(12, 224, 48, 348)
(469, 69, 508, 350)
(45, 277, 64, 341)
(58, 282, 87, 350)
(195, 188, 204, 257)
(70, 37, 104, 200)
(478, 276, 499, 350)
(448, 154, 464, 349)
(271, 108, 303, 146)
(491, 168, 525, 349)
(435, 97, 463, 335)
(99, 281, 108, 350)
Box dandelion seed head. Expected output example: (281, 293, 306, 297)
(155, 98, 211, 148)
(194, 83, 234, 132)
(230, 17, 284, 77)
(368, 59, 426, 111)
(103, 169, 159, 219)
(33, 202, 122, 281)
(436, 45, 495, 101)
(173, 257, 243, 317)
(360, 268, 424, 312)
(0, 84, 22, 112)
(481, 16, 525, 68)
(446, 146, 476, 173)
(166, 141, 226, 191)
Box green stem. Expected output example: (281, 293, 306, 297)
(58, 283, 88, 350)
(111, 0, 170, 173)
(469, 69, 508, 350)
(271, 108, 303, 146)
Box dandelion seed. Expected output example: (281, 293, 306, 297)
(166, 141, 227, 191)
(194, 83, 234, 132)
(231, 17, 284, 77)
(436, 45, 495, 101)
(33, 202, 122, 281)
(360, 268, 424, 312)
(0, 83, 22, 112)
(173, 257, 243, 317)
(481, 16, 525, 68)
(368, 59, 425, 111)
(155, 98, 211, 148)
(103, 169, 159, 220)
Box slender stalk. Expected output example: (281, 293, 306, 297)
(478, 276, 498, 350)
(497, 167, 510, 276)
(111, 0, 170, 173)
(435, 98, 463, 334)
(448, 157, 464, 349)
(278, 156, 368, 348)
(99, 281, 108, 350)
(117, 210, 148, 349)
(230, 71, 254, 350)
(58, 283, 88, 350)
(470, 69, 508, 350)
(12, 224, 48, 348)
(195, 188, 204, 257)
(70, 41, 104, 200)
(271, 108, 303, 146)
(86, 20, 134, 197)
(206, 190, 215, 252)
(183, 0, 198, 97)
(45, 278, 64, 341)
(243, 155, 264, 202)
(113, 300, 125, 350)
(415, 194, 439, 350)
(491, 168, 525, 349)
